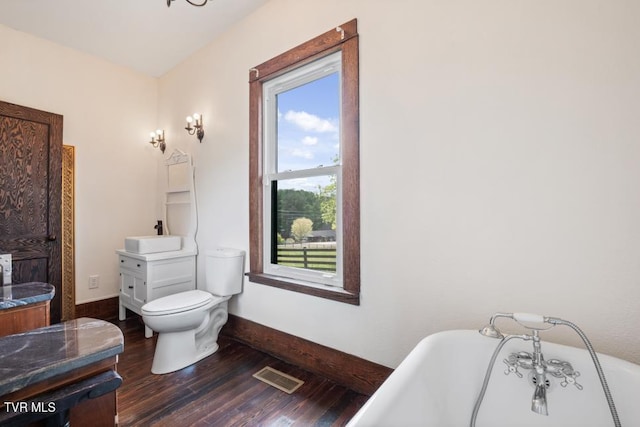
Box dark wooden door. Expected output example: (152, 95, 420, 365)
(0, 100, 63, 323)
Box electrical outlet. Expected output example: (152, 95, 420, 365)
(89, 275, 99, 289)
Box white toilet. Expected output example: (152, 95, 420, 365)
(141, 248, 245, 374)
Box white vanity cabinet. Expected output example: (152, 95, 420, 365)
(117, 250, 196, 338)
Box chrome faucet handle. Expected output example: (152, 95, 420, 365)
(503, 358, 523, 378)
(560, 370, 583, 390)
(546, 359, 583, 390)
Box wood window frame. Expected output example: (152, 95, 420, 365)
(248, 19, 360, 305)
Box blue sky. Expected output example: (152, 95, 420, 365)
(276, 72, 340, 178)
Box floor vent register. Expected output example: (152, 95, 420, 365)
(253, 366, 304, 394)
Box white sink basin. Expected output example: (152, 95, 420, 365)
(124, 235, 181, 254)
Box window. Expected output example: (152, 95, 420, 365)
(248, 20, 360, 304)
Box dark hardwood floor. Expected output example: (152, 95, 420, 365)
(115, 317, 369, 426)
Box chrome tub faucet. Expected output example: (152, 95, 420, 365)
(472, 312, 619, 427)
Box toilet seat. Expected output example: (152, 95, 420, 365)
(142, 290, 214, 316)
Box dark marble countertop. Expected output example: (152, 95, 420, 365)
(0, 318, 124, 396)
(0, 282, 55, 310)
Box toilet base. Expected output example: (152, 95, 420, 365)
(149, 304, 229, 374)
(151, 330, 220, 374)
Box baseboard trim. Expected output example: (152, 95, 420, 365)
(75, 296, 119, 321)
(222, 314, 392, 396)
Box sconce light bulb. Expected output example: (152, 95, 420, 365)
(186, 116, 193, 123)
(156, 129, 163, 135)
(193, 113, 200, 120)
(150, 132, 156, 138)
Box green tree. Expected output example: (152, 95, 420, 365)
(291, 217, 313, 242)
(318, 154, 338, 230)
(277, 188, 326, 238)
(319, 179, 336, 230)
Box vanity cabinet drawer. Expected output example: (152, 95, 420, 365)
(119, 256, 147, 273)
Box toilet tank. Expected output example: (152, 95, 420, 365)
(204, 248, 246, 296)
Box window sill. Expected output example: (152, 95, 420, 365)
(246, 272, 360, 305)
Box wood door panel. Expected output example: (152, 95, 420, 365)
(11, 258, 48, 283)
(0, 100, 63, 323)
(0, 116, 49, 236)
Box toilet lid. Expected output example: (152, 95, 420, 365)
(142, 290, 214, 316)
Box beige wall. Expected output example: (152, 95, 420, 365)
(159, 0, 640, 368)
(0, 24, 161, 304)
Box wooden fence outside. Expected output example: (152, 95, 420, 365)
(276, 248, 336, 272)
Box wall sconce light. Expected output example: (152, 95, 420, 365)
(167, 0, 208, 6)
(185, 113, 204, 142)
(149, 129, 166, 153)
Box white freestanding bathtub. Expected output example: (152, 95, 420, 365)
(347, 330, 640, 427)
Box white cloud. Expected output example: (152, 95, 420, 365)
(291, 148, 313, 159)
(302, 136, 318, 146)
(276, 176, 332, 192)
(284, 110, 337, 133)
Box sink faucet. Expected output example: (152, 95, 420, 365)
(154, 220, 163, 236)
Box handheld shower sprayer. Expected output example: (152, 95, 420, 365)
(478, 312, 555, 339)
(478, 312, 512, 339)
